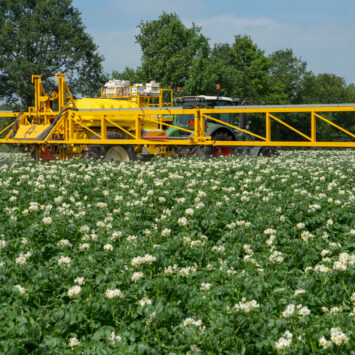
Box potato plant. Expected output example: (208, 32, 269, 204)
(0, 151, 354, 354)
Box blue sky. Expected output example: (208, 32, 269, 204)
(72, 0, 355, 85)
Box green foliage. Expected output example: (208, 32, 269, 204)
(0, 151, 354, 353)
(111, 67, 142, 84)
(0, 0, 106, 106)
(114, 11, 355, 131)
(135, 12, 209, 92)
(300, 73, 355, 104)
(298, 73, 355, 140)
(224, 35, 271, 101)
(267, 49, 308, 104)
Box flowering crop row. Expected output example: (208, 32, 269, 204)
(0, 151, 353, 353)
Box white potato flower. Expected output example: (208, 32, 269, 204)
(15, 284, 26, 294)
(109, 332, 121, 344)
(161, 228, 171, 237)
(185, 208, 194, 216)
(57, 239, 72, 247)
(282, 304, 295, 318)
(293, 289, 305, 296)
(138, 297, 152, 307)
(58, 256, 71, 267)
(296, 223, 305, 229)
(275, 330, 293, 351)
(106, 289, 123, 299)
(69, 337, 80, 348)
(264, 228, 276, 235)
(131, 272, 144, 282)
(103, 244, 114, 251)
(16, 254, 27, 266)
(67, 285, 82, 298)
(269, 250, 284, 264)
(200, 283, 211, 292)
(74, 277, 85, 285)
(183, 318, 203, 327)
(42, 216, 53, 225)
(297, 305, 310, 318)
(319, 336, 332, 349)
(178, 217, 188, 226)
(330, 327, 349, 346)
(233, 298, 260, 313)
(79, 243, 90, 251)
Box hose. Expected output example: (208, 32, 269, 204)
(35, 107, 78, 141)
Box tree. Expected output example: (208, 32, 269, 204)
(299, 73, 355, 140)
(111, 67, 144, 85)
(183, 43, 243, 98)
(135, 12, 210, 91)
(300, 73, 354, 104)
(182, 55, 238, 97)
(0, 0, 106, 107)
(267, 49, 308, 104)
(229, 35, 270, 102)
(178, 35, 270, 100)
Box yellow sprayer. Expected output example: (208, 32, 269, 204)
(0, 73, 354, 161)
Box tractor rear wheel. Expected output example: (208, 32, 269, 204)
(195, 131, 234, 158)
(258, 147, 278, 157)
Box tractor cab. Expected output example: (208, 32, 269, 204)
(167, 95, 247, 139)
(174, 96, 239, 129)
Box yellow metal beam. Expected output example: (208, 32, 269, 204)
(1, 138, 353, 148)
(202, 105, 355, 114)
(311, 112, 316, 142)
(266, 113, 271, 141)
(75, 108, 195, 116)
(0, 112, 17, 118)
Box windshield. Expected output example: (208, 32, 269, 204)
(174, 99, 237, 128)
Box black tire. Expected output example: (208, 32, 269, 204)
(195, 130, 234, 158)
(258, 147, 278, 157)
(194, 146, 212, 158)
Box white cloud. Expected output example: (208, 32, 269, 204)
(104, 0, 207, 17)
(89, 11, 355, 84)
(193, 14, 355, 83)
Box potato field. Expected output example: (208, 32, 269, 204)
(0, 151, 354, 354)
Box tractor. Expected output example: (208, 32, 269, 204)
(168, 95, 275, 157)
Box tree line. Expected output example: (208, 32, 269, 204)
(1, 3, 354, 140)
(114, 13, 355, 141)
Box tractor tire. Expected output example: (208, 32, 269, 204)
(85, 132, 137, 162)
(258, 147, 278, 157)
(195, 130, 234, 158)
